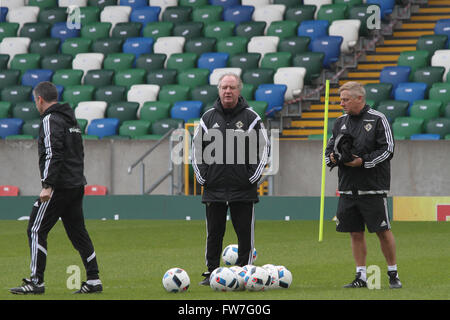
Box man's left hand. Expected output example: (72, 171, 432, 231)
(344, 154, 363, 167)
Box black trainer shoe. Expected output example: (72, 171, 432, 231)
(199, 272, 211, 286)
(388, 271, 402, 289)
(343, 272, 367, 288)
(10, 278, 45, 295)
(74, 281, 103, 294)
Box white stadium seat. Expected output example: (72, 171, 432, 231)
(153, 37, 186, 64)
(209, 68, 243, 86)
(241, 0, 270, 9)
(127, 84, 160, 117)
(150, 0, 178, 20)
(252, 5, 286, 33)
(100, 5, 132, 34)
(431, 49, 450, 81)
(303, 0, 332, 19)
(73, 53, 105, 78)
(75, 101, 107, 127)
(0, 0, 26, 10)
(7, 7, 40, 31)
(247, 36, 280, 60)
(329, 19, 361, 54)
(58, 0, 88, 7)
(274, 67, 306, 101)
(0, 37, 31, 67)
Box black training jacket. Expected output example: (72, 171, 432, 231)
(192, 96, 269, 203)
(38, 103, 87, 189)
(325, 105, 395, 195)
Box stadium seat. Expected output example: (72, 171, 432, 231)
(22, 119, 41, 137)
(21, 69, 54, 88)
(153, 36, 185, 60)
(142, 21, 173, 40)
(235, 21, 266, 39)
(364, 83, 393, 106)
(223, 5, 254, 26)
(0, 101, 12, 118)
(114, 68, 146, 90)
(241, 83, 255, 101)
(147, 69, 178, 87)
(0, 53, 9, 69)
(284, 5, 317, 24)
(410, 100, 442, 122)
(413, 67, 445, 92)
(273, 67, 306, 101)
(100, 5, 132, 33)
(431, 49, 450, 81)
(0, 185, 19, 196)
(329, 19, 361, 54)
(0, 37, 31, 66)
(0, 22, 19, 41)
(247, 100, 268, 121)
(277, 36, 310, 55)
(106, 101, 139, 124)
(38, 7, 67, 25)
(434, 19, 450, 47)
(392, 117, 424, 139)
(171, 101, 203, 123)
(103, 53, 135, 71)
(29, 38, 59, 56)
(192, 5, 223, 25)
(12, 102, 40, 121)
(209, 0, 240, 10)
(253, 5, 286, 33)
(366, 0, 394, 20)
(190, 85, 218, 106)
(242, 68, 274, 87)
(177, 68, 210, 90)
(112, 22, 142, 39)
(429, 83, 450, 111)
(254, 84, 287, 117)
(81, 22, 112, 41)
(209, 68, 242, 86)
(150, 118, 182, 135)
(292, 52, 325, 84)
(87, 118, 120, 139)
(41, 53, 73, 71)
(73, 53, 104, 78)
(149, 0, 178, 19)
(0, 8, 7, 23)
(63, 85, 96, 107)
(267, 20, 299, 40)
(1, 86, 32, 104)
(6, 6, 39, 28)
(297, 20, 329, 50)
(247, 36, 280, 58)
(228, 53, 261, 71)
(84, 184, 107, 195)
(136, 53, 167, 72)
(316, 3, 348, 24)
(127, 84, 160, 109)
(91, 38, 122, 55)
(84, 69, 114, 88)
(74, 101, 107, 126)
(78, 6, 101, 26)
(376, 100, 409, 123)
(416, 34, 448, 57)
(162, 6, 192, 24)
(128, 6, 160, 29)
(394, 82, 427, 108)
(184, 37, 217, 56)
(172, 21, 204, 40)
(379, 66, 411, 92)
(311, 36, 343, 68)
(241, 0, 270, 8)
(348, 3, 377, 36)
(120, 0, 149, 9)
(94, 85, 126, 104)
(139, 101, 171, 123)
(0, 118, 24, 139)
(197, 52, 229, 73)
(158, 84, 190, 105)
(425, 117, 450, 138)
(166, 52, 198, 72)
(61, 37, 93, 57)
(397, 50, 430, 81)
(203, 21, 235, 40)
(216, 37, 248, 56)
(260, 52, 292, 70)
(0, 69, 21, 89)
(409, 133, 440, 141)
(9, 53, 41, 76)
(123, 37, 155, 63)
(50, 21, 80, 42)
(119, 119, 152, 137)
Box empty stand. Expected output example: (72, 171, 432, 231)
(0, 185, 19, 196)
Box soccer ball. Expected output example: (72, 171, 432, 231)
(222, 244, 238, 265)
(276, 266, 293, 289)
(262, 264, 279, 289)
(210, 267, 238, 291)
(244, 266, 271, 291)
(162, 268, 190, 293)
(229, 266, 246, 291)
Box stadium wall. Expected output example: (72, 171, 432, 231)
(1, 139, 449, 197)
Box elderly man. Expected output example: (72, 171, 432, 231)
(192, 73, 269, 285)
(325, 81, 402, 289)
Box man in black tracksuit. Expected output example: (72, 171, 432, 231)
(325, 81, 402, 289)
(10, 81, 102, 295)
(192, 73, 269, 285)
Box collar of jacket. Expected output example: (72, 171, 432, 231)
(349, 104, 370, 118)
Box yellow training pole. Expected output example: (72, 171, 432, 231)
(319, 80, 330, 242)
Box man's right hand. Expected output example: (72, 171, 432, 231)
(330, 153, 337, 164)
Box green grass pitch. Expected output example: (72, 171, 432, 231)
(0, 220, 449, 300)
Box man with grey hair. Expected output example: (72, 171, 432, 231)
(192, 73, 269, 285)
(325, 81, 402, 289)
(9, 81, 102, 295)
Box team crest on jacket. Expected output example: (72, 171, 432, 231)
(364, 123, 372, 132)
(235, 121, 244, 129)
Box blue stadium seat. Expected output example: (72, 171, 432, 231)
(254, 84, 287, 117)
(379, 66, 411, 94)
(130, 6, 161, 28)
(209, 0, 240, 10)
(394, 82, 428, 109)
(310, 36, 343, 68)
(0, 7, 8, 22)
(120, 0, 149, 9)
(434, 19, 450, 48)
(170, 101, 203, 123)
(87, 118, 120, 139)
(123, 37, 155, 63)
(0, 118, 23, 139)
(297, 20, 329, 51)
(197, 52, 229, 73)
(51, 22, 80, 43)
(21, 69, 54, 88)
(223, 5, 255, 26)
(366, 0, 395, 20)
(409, 133, 441, 140)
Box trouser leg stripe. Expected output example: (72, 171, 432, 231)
(30, 198, 51, 279)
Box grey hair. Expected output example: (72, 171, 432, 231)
(217, 72, 243, 91)
(338, 81, 366, 99)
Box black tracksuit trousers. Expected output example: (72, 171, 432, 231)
(27, 186, 99, 283)
(205, 201, 255, 272)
